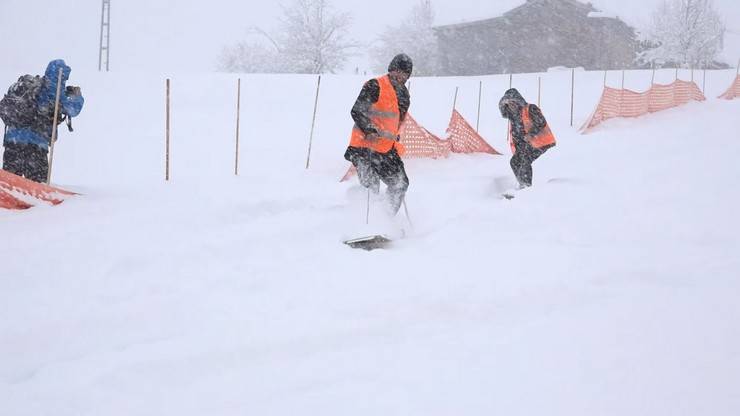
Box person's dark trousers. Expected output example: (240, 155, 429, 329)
(510, 143, 548, 188)
(2, 142, 49, 183)
(345, 147, 409, 215)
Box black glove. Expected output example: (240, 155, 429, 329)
(65, 85, 82, 96)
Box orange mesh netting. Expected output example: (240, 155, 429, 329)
(0, 169, 76, 209)
(397, 113, 452, 159)
(0, 189, 31, 210)
(340, 111, 499, 182)
(719, 75, 740, 100)
(581, 80, 706, 133)
(446, 109, 501, 155)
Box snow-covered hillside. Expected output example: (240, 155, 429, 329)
(1, 68, 739, 415)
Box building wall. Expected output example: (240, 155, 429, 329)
(434, 0, 638, 75)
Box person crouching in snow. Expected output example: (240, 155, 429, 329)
(343, 54, 412, 215)
(499, 88, 555, 188)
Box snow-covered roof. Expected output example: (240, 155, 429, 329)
(433, 0, 526, 28)
(434, 0, 602, 29)
(588, 11, 619, 19)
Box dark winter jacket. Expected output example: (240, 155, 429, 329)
(499, 88, 546, 150)
(350, 76, 410, 136)
(3, 60, 84, 150)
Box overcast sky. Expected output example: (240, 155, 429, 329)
(0, 0, 737, 74)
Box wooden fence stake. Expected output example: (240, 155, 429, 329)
(570, 68, 575, 127)
(604, 70, 608, 87)
(46, 67, 64, 185)
(234, 78, 241, 176)
(537, 76, 541, 107)
(305, 75, 321, 170)
(452, 86, 459, 112)
(165, 78, 171, 181)
(621, 70, 625, 90)
(476, 81, 482, 132)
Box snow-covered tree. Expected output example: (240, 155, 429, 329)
(219, 0, 357, 74)
(370, 0, 439, 76)
(641, 0, 725, 67)
(218, 37, 288, 74)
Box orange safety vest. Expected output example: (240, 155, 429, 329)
(509, 105, 556, 153)
(349, 75, 405, 156)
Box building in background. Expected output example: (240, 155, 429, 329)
(434, 0, 638, 75)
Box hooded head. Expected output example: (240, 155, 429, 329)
(37, 59, 74, 110)
(388, 53, 413, 84)
(499, 88, 527, 119)
(45, 59, 71, 82)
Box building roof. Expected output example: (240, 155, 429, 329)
(434, 0, 600, 30)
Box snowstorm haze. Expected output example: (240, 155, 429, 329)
(0, 0, 738, 73)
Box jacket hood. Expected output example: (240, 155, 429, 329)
(499, 88, 527, 119)
(45, 59, 71, 82)
(37, 59, 75, 111)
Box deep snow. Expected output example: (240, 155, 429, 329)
(1, 68, 739, 415)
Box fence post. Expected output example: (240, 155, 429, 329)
(234, 78, 241, 176)
(570, 68, 575, 127)
(305, 75, 321, 170)
(651, 65, 656, 85)
(46, 68, 64, 185)
(165, 78, 171, 182)
(702, 62, 707, 94)
(621, 70, 625, 90)
(603, 70, 608, 87)
(476, 81, 482, 132)
(509, 73, 513, 89)
(452, 86, 459, 112)
(537, 76, 541, 107)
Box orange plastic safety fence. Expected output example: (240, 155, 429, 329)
(398, 113, 452, 159)
(446, 109, 501, 155)
(0, 189, 32, 210)
(581, 80, 705, 133)
(0, 169, 76, 209)
(719, 75, 740, 100)
(340, 111, 500, 182)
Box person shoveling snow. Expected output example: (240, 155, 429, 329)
(342, 54, 413, 249)
(499, 88, 556, 196)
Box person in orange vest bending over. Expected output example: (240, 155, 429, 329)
(499, 88, 556, 188)
(343, 54, 412, 215)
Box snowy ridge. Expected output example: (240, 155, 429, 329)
(1, 68, 739, 415)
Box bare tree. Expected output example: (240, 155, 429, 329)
(219, 0, 356, 74)
(641, 0, 725, 68)
(370, 0, 439, 76)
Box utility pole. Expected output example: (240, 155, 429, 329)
(98, 0, 111, 71)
